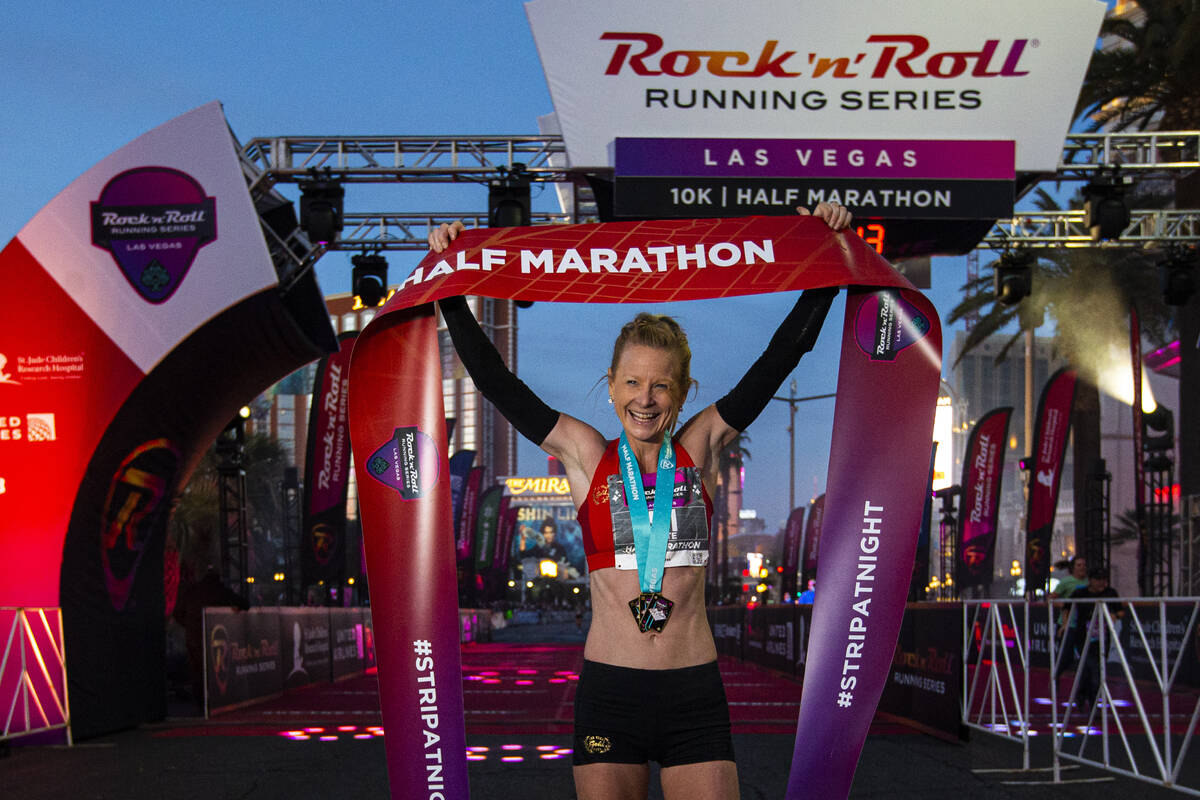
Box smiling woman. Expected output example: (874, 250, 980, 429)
(430, 203, 850, 800)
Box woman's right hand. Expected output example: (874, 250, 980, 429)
(428, 220, 466, 253)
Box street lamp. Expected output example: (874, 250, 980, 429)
(770, 380, 835, 512)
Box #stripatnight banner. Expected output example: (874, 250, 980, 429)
(1025, 368, 1077, 591)
(346, 216, 941, 800)
(956, 406, 1012, 589)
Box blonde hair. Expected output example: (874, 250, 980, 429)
(608, 313, 697, 429)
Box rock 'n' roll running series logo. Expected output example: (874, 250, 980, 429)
(854, 289, 931, 362)
(90, 167, 217, 303)
(100, 437, 181, 611)
(366, 426, 440, 500)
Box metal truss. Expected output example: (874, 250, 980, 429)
(239, 135, 572, 192)
(236, 131, 1200, 261)
(980, 209, 1200, 249)
(1056, 131, 1200, 179)
(335, 212, 573, 251)
(240, 131, 1200, 185)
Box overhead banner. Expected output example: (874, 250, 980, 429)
(347, 215, 941, 800)
(0, 102, 336, 738)
(956, 407, 1012, 589)
(302, 331, 358, 589)
(525, 0, 1106, 172)
(613, 137, 1015, 220)
(1025, 369, 1077, 591)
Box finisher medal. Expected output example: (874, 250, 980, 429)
(628, 591, 674, 633)
(617, 432, 676, 634)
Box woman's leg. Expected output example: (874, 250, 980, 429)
(574, 762, 651, 800)
(661, 760, 739, 800)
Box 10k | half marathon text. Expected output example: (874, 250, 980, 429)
(402, 240, 776, 288)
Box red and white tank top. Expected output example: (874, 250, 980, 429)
(577, 438, 714, 573)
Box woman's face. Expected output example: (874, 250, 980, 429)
(608, 343, 682, 447)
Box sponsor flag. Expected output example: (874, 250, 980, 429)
(347, 216, 940, 800)
(1024, 369, 1077, 591)
(458, 466, 484, 565)
(447, 449, 475, 559)
(956, 407, 1012, 589)
(474, 485, 504, 572)
(781, 506, 805, 598)
(801, 494, 825, 585)
(302, 331, 358, 589)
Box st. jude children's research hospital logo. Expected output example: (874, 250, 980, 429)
(90, 166, 217, 303)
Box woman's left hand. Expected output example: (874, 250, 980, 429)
(796, 202, 853, 231)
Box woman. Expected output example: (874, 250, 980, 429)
(429, 203, 852, 800)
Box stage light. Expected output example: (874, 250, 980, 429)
(993, 250, 1034, 306)
(1142, 404, 1174, 470)
(299, 177, 345, 244)
(351, 253, 389, 307)
(1083, 175, 1130, 241)
(1159, 247, 1197, 307)
(488, 163, 531, 228)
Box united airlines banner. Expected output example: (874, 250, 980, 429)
(1025, 369, 1077, 590)
(525, 0, 1106, 173)
(956, 407, 1012, 589)
(302, 331, 358, 589)
(347, 215, 941, 800)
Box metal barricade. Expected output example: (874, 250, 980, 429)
(0, 607, 71, 745)
(964, 597, 1200, 795)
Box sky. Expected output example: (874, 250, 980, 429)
(0, 0, 1082, 535)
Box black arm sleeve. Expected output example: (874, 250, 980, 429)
(438, 296, 560, 446)
(714, 287, 837, 432)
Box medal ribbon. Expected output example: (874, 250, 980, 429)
(617, 432, 675, 594)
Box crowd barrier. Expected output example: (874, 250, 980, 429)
(201, 606, 492, 716)
(0, 607, 70, 745)
(709, 602, 964, 739)
(202, 606, 376, 716)
(964, 597, 1200, 795)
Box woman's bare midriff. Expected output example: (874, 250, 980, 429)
(583, 564, 717, 670)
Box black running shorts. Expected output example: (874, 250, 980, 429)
(573, 660, 735, 768)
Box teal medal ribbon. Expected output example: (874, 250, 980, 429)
(617, 431, 676, 633)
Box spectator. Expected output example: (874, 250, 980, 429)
(1063, 566, 1124, 708)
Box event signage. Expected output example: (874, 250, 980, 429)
(0, 102, 337, 738)
(302, 331, 358, 588)
(348, 215, 940, 800)
(955, 407, 1012, 589)
(1025, 369, 1077, 590)
(781, 505, 805, 597)
(525, 0, 1106, 173)
(802, 493, 824, 584)
(614, 137, 1015, 219)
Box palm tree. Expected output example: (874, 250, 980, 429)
(1074, 0, 1200, 132)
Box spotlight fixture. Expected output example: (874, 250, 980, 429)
(351, 252, 389, 308)
(993, 250, 1034, 306)
(1159, 247, 1197, 307)
(299, 176, 345, 245)
(488, 163, 531, 228)
(1141, 404, 1175, 466)
(1083, 173, 1130, 242)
